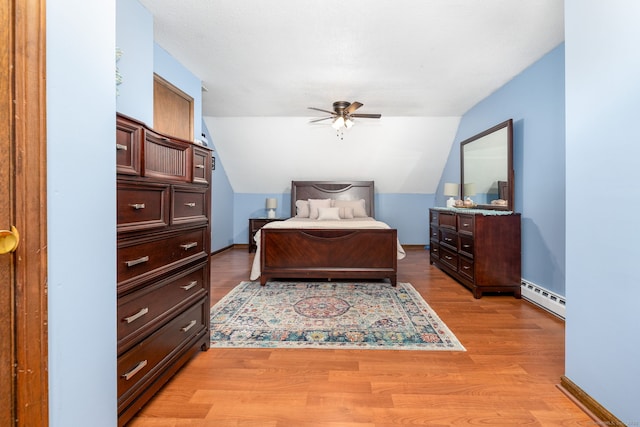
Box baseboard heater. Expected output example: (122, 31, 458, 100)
(521, 279, 566, 319)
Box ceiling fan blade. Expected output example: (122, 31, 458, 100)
(351, 113, 382, 119)
(308, 107, 336, 115)
(309, 116, 334, 123)
(344, 101, 363, 114)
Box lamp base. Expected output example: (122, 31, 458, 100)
(267, 209, 275, 219)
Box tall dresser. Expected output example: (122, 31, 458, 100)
(429, 208, 521, 298)
(116, 113, 212, 425)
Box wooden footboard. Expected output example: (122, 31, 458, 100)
(260, 228, 398, 286)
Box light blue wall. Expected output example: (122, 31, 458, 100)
(47, 1, 117, 426)
(203, 122, 235, 252)
(437, 44, 566, 297)
(116, 0, 153, 124)
(565, 1, 640, 422)
(116, 0, 202, 136)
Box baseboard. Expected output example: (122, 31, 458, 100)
(558, 375, 625, 426)
(211, 244, 236, 255)
(521, 279, 566, 319)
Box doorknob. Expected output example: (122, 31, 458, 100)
(0, 226, 20, 254)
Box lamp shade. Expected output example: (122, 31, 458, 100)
(463, 183, 476, 197)
(443, 183, 459, 197)
(265, 198, 277, 209)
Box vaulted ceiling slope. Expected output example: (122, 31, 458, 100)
(139, 0, 564, 193)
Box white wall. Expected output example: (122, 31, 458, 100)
(565, 1, 640, 422)
(47, 0, 117, 426)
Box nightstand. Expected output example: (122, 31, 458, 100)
(248, 217, 287, 253)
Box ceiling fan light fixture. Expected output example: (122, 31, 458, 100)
(331, 116, 345, 129)
(344, 117, 354, 128)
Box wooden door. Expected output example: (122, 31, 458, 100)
(0, 1, 48, 425)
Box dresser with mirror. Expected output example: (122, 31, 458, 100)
(430, 119, 521, 298)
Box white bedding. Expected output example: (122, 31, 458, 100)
(249, 217, 406, 280)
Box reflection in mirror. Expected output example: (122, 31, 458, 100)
(460, 119, 513, 211)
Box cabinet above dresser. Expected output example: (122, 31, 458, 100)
(116, 113, 212, 426)
(429, 208, 521, 298)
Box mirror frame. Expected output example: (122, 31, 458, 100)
(460, 119, 514, 211)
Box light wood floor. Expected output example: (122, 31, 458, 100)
(128, 247, 593, 426)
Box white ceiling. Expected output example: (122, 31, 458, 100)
(136, 0, 564, 193)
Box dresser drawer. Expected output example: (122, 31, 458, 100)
(117, 262, 208, 351)
(172, 186, 208, 225)
(117, 181, 170, 233)
(116, 116, 142, 176)
(117, 227, 207, 288)
(117, 300, 206, 405)
(429, 244, 440, 260)
(459, 256, 474, 281)
(439, 247, 458, 271)
(193, 147, 210, 184)
(429, 226, 439, 242)
(144, 130, 190, 182)
(430, 210, 439, 225)
(440, 229, 458, 250)
(438, 212, 456, 229)
(458, 214, 475, 235)
(459, 235, 474, 257)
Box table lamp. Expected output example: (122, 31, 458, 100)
(443, 183, 459, 208)
(266, 198, 277, 218)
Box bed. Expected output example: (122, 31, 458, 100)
(250, 181, 405, 286)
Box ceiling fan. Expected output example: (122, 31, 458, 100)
(308, 101, 382, 129)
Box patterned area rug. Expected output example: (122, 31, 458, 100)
(210, 281, 465, 351)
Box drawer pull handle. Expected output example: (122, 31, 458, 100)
(125, 256, 149, 267)
(181, 281, 198, 291)
(116, 144, 128, 151)
(463, 266, 471, 270)
(445, 255, 453, 260)
(463, 244, 471, 248)
(462, 223, 470, 227)
(122, 360, 147, 381)
(444, 237, 452, 242)
(181, 320, 197, 332)
(180, 242, 198, 250)
(195, 164, 205, 169)
(128, 203, 145, 210)
(184, 202, 196, 207)
(124, 307, 149, 324)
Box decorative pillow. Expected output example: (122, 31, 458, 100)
(337, 206, 354, 219)
(308, 199, 331, 219)
(317, 207, 341, 221)
(332, 199, 367, 217)
(295, 200, 310, 218)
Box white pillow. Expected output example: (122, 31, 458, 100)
(295, 200, 310, 218)
(337, 206, 354, 219)
(308, 199, 331, 219)
(332, 199, 367, 217)
(317, 207, 341, 221)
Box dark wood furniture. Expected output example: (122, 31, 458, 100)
(116, 113, 212, 426)
(429, 208, 521, 298)
(248, 217, 286, 253)
(259, 181, 398, 286)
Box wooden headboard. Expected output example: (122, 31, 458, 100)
(290, 181, 375, 217)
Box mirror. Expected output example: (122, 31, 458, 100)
(460, 119, 514, 211)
